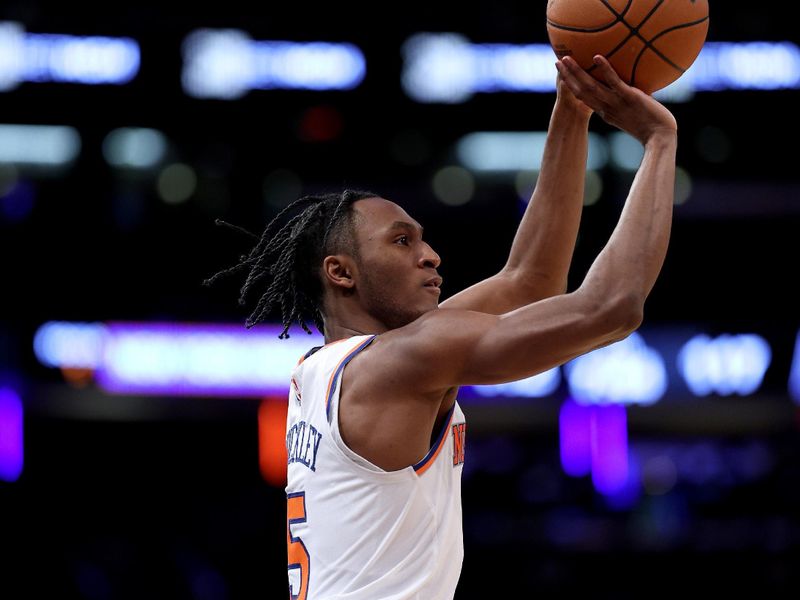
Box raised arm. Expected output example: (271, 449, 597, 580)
(440, 75, 593, 314)
(376, 56, 677, 391)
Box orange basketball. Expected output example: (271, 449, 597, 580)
(546, 0, 709, 94)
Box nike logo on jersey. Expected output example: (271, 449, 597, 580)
(286, 420, 323, 471)
(291, 377, 302, 404)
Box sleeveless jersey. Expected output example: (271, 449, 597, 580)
(285, 334, 467, 600)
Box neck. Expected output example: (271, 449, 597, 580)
(322, 324, 371, 344)
(321, 298, 389, 344)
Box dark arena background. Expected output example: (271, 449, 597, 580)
(1, 1, 799, 597)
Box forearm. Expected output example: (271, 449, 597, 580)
(580, 132, 677, 304)
(504, 102, 590, 297)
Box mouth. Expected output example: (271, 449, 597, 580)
(423, 276, 443, 293)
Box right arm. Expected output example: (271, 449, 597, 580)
(378, 56, 677, 390)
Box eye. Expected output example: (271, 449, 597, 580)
(395, 235, 409, 245)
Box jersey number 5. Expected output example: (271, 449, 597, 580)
(287, 492, 310, 600)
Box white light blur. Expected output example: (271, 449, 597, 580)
(677, 334, 772, 396)
(565, 332, 667, 406)
(181, 29, 252, 99)
(654, 75, 696, 103)
(34, 321, 328, 397)
(99, 327, 324, 395)
(472, 368, 561, 398)
(251, 41, 365, 90)
(473, 43, 560, 92)
(32, 320, 785, 403)
(0, 22, 25, 91)
(401, 37, 800, 104)
(0, 124, 80, 166)
(658, 41, 800, 101)
(102, 128, 168, 169)
(402, 35, 560, 102)
(181, 29, 366, 99)
(401, 33, 475, 103)
(608, 131, 644, 171)
(33, 321, 108, 368)
(0, 22, 140, 89)
(691, 42, 800, 91)
(456, 132, 607, 173)
(24, 33, 139, 84)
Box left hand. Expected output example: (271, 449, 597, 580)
(556, 55, 676, 144)
(555, 71, 594, 119)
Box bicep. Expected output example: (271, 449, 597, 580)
(394, 291, 632, 391)
(460, 295, 608, 385)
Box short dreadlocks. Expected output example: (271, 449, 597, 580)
(203, 189, 379, 338)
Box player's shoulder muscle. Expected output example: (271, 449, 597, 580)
(358, 308, 497, 394)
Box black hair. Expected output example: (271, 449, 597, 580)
(203, 189, 379, 338)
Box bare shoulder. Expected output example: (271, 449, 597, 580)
(369, 308, 498, 362)
(347, 288, 631, 396)
(349, 308, 498, 396)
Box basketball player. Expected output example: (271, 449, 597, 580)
(205, 55, 678, 599)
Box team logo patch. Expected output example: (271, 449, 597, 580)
(452, 422, 466, 467)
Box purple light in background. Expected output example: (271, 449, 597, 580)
(789, 330, 800, 404)
(95, 322, 324, 397)
(591, 404, 629, 496)
(559, 398, 592, 477)
(0, 180, 35, 223)
(602, 448, 641, 511)
(0, 388, 23, 482)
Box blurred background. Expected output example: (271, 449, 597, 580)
(1, 0, 799, 597)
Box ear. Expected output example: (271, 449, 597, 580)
(322, 255, 356, 291)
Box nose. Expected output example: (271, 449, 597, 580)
(418, 242, 441, 270)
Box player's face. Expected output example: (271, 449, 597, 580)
(351, 198, 442, 330)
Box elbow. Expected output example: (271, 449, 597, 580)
(579, 289, 644, 340)
(608, 292, 645, 336)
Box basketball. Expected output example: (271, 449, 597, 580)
(546, 0, 709, 94)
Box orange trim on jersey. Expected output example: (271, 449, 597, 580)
(414, 406, 456, 476)
(290, 376, 302, 401)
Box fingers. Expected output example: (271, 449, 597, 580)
(554, 59, 584, 99)
(591, 55, 625, 89)
(555, 54, 676, 142)
(558, 56, 605, 91)
(555, 56, 612, 112)
(554, 60, 576, 92)
(556, 55, 625, 93)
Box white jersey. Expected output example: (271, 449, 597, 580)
(285, 334, 467, 600)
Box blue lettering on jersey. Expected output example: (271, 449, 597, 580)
(286, 420, 323, 471)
